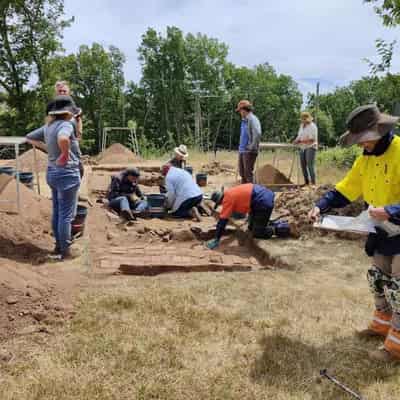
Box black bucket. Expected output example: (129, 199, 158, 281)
(16, 172, 34, 189)
(196, 173, 207, 187)
(147, 194, 166, 218)
(184, 166, 193, 176)
(0, 166, 15, 176)
(72, 205, 88, 236)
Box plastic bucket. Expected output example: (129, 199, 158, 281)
(71, 205, 88, 236)
(0, 166, 15, 176)
(196, 173, 207, 187)
(16, 172, 34, 189)
(73, 205, 88, 224)
(184, 166, 193, 175)
(146, 194, 166, 218)
(71, 222, 85, 236)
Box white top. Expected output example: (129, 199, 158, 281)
(296, 122, 318, 149)
(165, 167, 202, 212)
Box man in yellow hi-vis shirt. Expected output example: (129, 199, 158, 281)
(310, 104, 400, 362)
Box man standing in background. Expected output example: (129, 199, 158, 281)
(237, 100, 261, 183)
(294, 111, 318, 185)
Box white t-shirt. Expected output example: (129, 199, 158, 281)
(296, 122, 318, 149)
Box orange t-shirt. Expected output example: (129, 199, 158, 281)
(219, 184, 253, 219)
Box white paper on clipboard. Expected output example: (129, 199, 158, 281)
(314, 213, 376, 234)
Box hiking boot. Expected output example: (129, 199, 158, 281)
(355, 311, 392, 340)
(191, 207, 201, 222)
(368, 346, 400, 363)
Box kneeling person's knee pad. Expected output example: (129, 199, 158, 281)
(367, 265, 391, 296)
(385, 278, 400, 314)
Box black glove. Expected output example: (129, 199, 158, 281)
(159, 185, 167, 194)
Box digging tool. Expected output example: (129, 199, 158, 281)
(320, 369, 366, 400)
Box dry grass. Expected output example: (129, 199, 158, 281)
(1, 237, 400, 400)
(1, 151, 399, 399)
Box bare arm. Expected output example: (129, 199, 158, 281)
(56, 136, 70, 166)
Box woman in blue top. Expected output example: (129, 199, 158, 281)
(26, 96, 81, 260)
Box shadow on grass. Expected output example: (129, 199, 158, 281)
(251, 333, 399, 399)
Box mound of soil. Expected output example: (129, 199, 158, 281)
(16, 148, 48, 172)
(0, 178, 52, 260)
(274, 185, 365, 238)
(97, 143, 140, 165)
(201, 161, 235, 176)
(0, 260, 75, 342)
(256, 164, 292, 185)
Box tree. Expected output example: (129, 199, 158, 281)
(0, 0, 72, 134)
(50, 44, 126, 152)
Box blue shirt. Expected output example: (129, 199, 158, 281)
(251, 184, 275, 210)
(26, 120, 81, 170)
(165, 167, 203, 212)
(239, 119, 249, 153)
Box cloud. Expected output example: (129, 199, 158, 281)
(62, 0, 400, 97)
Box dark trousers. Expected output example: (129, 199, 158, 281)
(171, 195, 203, 218)
(238, 152, 257, 184)
(300, 148, 316, 184)
(248, 207, 273, 236)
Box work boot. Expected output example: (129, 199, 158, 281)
(191, 207, 201, 222)
(356, 311, 392, 339)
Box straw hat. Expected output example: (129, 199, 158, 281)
(236, 100, 253, 112)
(340, 104, 399, 146)
(174, 144, 188, 159)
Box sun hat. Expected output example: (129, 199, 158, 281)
(211, 187, 224, 210)
(47, 95, 80, 116)
(236, 100, 253, 112)
(300, 111, 313, 123)
(340, 104, 399, 146)
(174, 144, 188, 159)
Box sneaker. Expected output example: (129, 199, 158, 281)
(191, 207, 201, 222)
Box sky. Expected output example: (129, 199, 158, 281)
(62, 0, 400, 98)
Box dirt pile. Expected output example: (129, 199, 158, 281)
(201, 161, 235, 175)
(97, 143, 140, 165)
(256, 164, 292, 185)
(15, 148, 48, 172)
(274, 185, 365, 237)
(0, 260, 75, 341)
(0, 178, 52, 259)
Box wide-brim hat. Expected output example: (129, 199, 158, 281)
(174, 144, 188, 159)
(340, 104, 399, 146)
(211, 187, 224, 210)
(47, 95, 80, 116)
(236, 100, 253, 112)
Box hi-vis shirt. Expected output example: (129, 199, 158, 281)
(336, 136, 400, 208)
